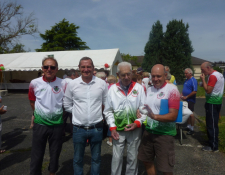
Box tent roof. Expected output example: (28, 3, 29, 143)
(0, 48, 121, 71)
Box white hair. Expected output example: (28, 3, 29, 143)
(185, 68, 193, 74)
(117, 62, 132, 73)
(96, 72, 106, 78)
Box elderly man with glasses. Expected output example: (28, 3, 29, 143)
(28, 56, 66, 175)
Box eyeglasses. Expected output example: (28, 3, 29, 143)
(43, 66, 56, 70)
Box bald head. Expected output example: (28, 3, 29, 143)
(151, 64, 166, 88)
(152, 64, 165, 74)
(201, 62, 214, 76)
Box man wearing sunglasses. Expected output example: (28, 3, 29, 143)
(28, 57, 66, 175)
(63, 57, 108, 175)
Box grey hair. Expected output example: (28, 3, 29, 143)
(117, 62, 132, 73)
(96, 72, 106, 79)
(42, 57, 58, 68)
(205, 62, 213, 68)
(67, 69, 79, 77)
(185, 68, 193, 74)
(165, 71, 171, 80)
(164, 66, 170, 72)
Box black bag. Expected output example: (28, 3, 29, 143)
(102, 115, 109, 140)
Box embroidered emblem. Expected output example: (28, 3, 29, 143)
(132, 89, 139, 97)
(133, 89, 138, 94)
(157, 92, 165, 99)
(40, 88, 46, 92)
(52, 86, 61, 94)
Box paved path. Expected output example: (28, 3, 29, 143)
(0, 94, 225, 175)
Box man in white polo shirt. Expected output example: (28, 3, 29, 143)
(28, 57, 66, 175)
(200, 62, 224, 152)
(138, 64, 180, 175)
(63, 57, 108, 175)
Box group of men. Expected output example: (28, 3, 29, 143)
(28, 56, 224, 175)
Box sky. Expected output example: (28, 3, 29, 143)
(11, 0, 225, 62)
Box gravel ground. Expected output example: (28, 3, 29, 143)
(0, 93, 225, 175)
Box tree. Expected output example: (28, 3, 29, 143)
(36, 19, 90, 52)
(121, 53, 141, 68)
(213, 66, 223, 73)
(0, 1, 38, 53)
(163, 19, 194, 83)
(6, 44, 30, 53)
(142, 20, 164, 72)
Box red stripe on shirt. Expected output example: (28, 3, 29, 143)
(168, 89, 180, 110)
(207, 75, 217, 87)
(28, 83, 36, 101)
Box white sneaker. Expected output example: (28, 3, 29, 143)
(107, 141, 112, 146)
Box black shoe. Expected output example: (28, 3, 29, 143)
(187, 130, 194, 135)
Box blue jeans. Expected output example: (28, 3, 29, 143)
(73, 125, 103, 175)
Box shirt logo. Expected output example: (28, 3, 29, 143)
(132, 89, 139, 97)
(52, 86, 61, 94)
(40, 88, 46, 92)
(157, 92, 165, 99)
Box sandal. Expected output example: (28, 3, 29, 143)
(0, 149, 6, 154)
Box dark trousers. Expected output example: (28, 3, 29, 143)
(205, 103, 221, 151)
(30, 123, 63, 175)
(63, 110, 73, 134)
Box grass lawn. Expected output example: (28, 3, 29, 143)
(177, 84, 206, 97)
(197, 116, 225, 153)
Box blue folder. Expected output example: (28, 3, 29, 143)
(159, 99, 182, 123)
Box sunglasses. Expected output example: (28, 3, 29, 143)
(43, 66, 56, 70)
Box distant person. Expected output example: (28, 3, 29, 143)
(37, 72, 42, 77)
(62, 69, 79, 135)
(106, 75, 117, 146)
(96, 71, 106, 80)
(93, 70, 97, 76)
(29, 56, 65, 175)
(104, 62, 146, 175)
(63, 57, 108, 175)
(107, 75, 116, 89)
(165, 71, 177, 89)
(137, 67, 143, 76)
(0, 96, 7, 154)
(142, 72, 150, 89)
(200, 62, 224, 152)
(181, 68, 198, 135)
(132, 70, 137, 75)
(137, 75, 147, 95)
(165, 66, 176, 85)
(63, 69, 69, 79)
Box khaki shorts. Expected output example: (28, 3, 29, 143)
(138, 131, 175, 172)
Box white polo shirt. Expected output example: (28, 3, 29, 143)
(63, 76, 108, 126)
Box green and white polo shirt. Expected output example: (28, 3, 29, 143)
(206, 71, 224, 104)
(28, 76, 66, 126)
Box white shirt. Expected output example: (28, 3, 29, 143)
(63, 76, 108, 126)
(142, 77, 149, 89)
(62, 77, 73, 90)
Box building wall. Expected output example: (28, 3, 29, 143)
(193, 65, 201, 80)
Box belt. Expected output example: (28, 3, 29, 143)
(74, 121, 103, 130)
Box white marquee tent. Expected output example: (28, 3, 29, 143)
(0, 48, 122, 89)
